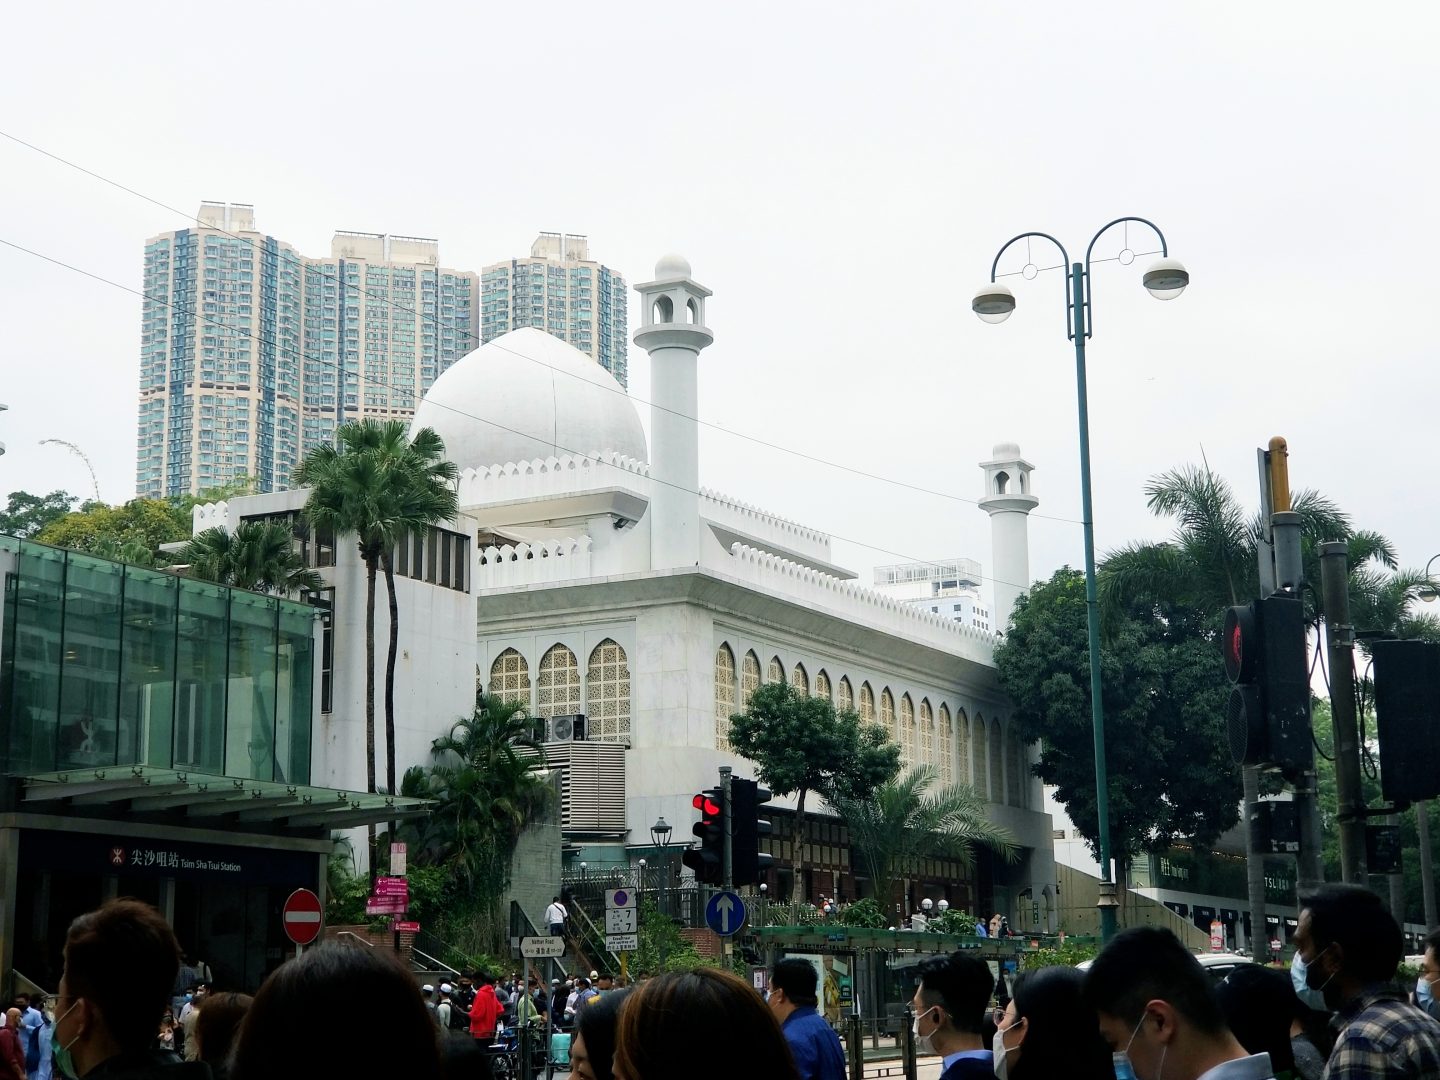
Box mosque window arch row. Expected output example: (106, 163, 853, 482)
(480, 631, 633, 743)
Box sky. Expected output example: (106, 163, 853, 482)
(2, 1, 1437, 612)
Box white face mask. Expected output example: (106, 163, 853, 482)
(992, 1017, 1023, 1080)
(913, 1004, 941, 1056)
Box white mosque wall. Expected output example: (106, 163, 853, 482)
(699, 488, 833, 565)
(456, 452, 651, 511)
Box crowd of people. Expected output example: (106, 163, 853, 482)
(4, 881, 1438, 1080)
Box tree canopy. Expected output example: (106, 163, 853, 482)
(0, 489, 78, 538)
(727, 681, 899, 877)
(995, 567, 1242, 865)
(179, 520, 324, 596)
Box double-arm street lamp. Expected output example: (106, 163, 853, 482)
(974, 218, 1189, 941)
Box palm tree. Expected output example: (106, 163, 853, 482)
(179, 520, 324, 596)
(1099, 463, 1391, 960)
(292, 419, 458, 878)
(830, 765, 1016, 915)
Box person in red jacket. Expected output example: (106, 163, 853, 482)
(468, 973, 503, 1043)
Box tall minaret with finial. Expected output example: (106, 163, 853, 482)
(979, 442, 1038, 630)
(634, 255, 714, 569)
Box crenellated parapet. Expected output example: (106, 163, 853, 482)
(475, 535, 594, 588)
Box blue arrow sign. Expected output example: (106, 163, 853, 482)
(705, 890, 747, 937)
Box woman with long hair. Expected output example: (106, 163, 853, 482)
(994, 965, 1115, 1080)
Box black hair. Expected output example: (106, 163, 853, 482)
(771, 959, 819, 1007)
(1423, 929, 1440, 962)
(1082, 927, 1224, 1034)
(1213, 966, 1295, 1075)
(63, 898, 182, 1053)
(575, 987, 630, 1080)
(1008, 966, 1114, 1080)
(915, 952, 993, 1035)
(229, 941, 441, 1080)
(1298, 883, 1402, 985)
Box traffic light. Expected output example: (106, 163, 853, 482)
(1370, 639, 1440, 803)
(1223, 594, 1311, 775)
(730, 777, 774, 886)
(682, 788, 725, 886)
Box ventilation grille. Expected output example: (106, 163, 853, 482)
(542, 741, 626, 835)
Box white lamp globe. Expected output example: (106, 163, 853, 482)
(1142, 257, 1190, 301)
(972, 284, 1016, 324)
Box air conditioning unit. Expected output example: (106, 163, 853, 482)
(548, 714, 587, 743)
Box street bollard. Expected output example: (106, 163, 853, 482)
(847, 1013, 863, 1079)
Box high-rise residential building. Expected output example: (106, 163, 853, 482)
(136, 204, 478, 499)
(480, 232, 630, 386)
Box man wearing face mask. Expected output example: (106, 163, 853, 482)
(1413, 930, 1440, 1023)
(766, 959, 846, 1080)
(1084, 927, 1274, 1080)
(1292, 884, 1440, 1080)
(908, 952, 995, 1079)
(49, 898, 211, 1080)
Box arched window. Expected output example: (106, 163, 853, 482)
(989, 717, 1004, 805)
(995, 470, 1010, 494)
(837, 676, 853, 713)
(899, 694, 916, 764)
(686, 298, 699, 324)
(586, 639, 631, 742)
(791, 662, 809, 696)
(715, 644, 737, 750)
(859, 682, 875, 723)
(537, 644, 581, 719)
(654, 295, 674, 323)
(919, 698, 935, 768)
(938, 703, 953, 784)
(973, 714, 989, 800)
(815, 669, 831, 702)
(881, 689, 896, 746)
(955, 708, 970, 789)
(768, 655, 784, 684)
(742, 651, 761, 704)
(488, 648, 531, 708)
(1006, 727, 1026, 808)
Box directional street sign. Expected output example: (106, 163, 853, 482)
(605, 907, 637, 935)
(606, 888, 635, 910)
(704, 890, 747, 937)
(520, 935, 565, 959)
(606, 933, 638, 952)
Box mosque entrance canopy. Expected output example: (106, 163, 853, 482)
(16, 765, 428, 830)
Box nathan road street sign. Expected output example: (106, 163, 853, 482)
(282, 888, 323, 946)
(520, 935, 565, 959)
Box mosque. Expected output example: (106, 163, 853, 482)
(194, 255, 1058, 929)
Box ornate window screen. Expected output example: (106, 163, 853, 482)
(584, 639, 630, 743)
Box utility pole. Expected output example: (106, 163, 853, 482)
(1417, 801, 1439, 931)
(1320, 541, 1367, 883)
(720, 765, 734, 892)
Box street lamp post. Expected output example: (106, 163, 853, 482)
(651, 816, 673, 970)
(975, 219, 1189, 942)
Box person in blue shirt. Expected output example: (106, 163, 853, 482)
(910, 952, 995, 1080)
(768, 959, 847, 1080)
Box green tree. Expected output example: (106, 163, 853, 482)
(1098, 462, 1395, 957)
(830, 765, 1016, 912)
(179, 520, 324, 595)
(293, 420, 458, 875)
(727, 681, 900, 879)
(995, 568, 1243, 869)
(0, 489, 78, 538)
(36, 497, 192, 565)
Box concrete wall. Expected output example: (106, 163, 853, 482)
(1054, 862, 1210, 950)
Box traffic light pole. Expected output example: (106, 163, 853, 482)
(720, 766, 734, 892)
(1320, 541, 1367, 883)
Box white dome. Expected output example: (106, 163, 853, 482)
(411, 328, 647, 470)
(992, 441, 1022, 459)
(654, 252, 691, 279)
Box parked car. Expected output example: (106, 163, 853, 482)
(1076, 951, 1257, 984)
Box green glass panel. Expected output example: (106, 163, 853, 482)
(277, 605, 314, 785)
(56, 555, 124, 771)
(6, 544, 67, 773)
(117, 569, 178, 768)
(227, 591, 278, 782)
(175, 579, 229, 775)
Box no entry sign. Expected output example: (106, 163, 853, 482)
(283, 888, 323, 946)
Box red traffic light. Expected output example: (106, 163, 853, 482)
(1223, 604, 1258, 683)
(692, 793, 720, 818)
